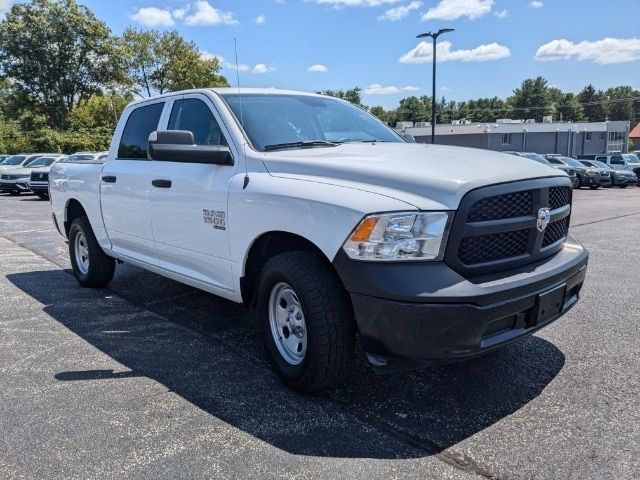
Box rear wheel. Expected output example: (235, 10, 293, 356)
(37, 193, 49, 200)
(68, 216, 115, 287)
(258, 251, 355, 392)
(9, 191, 20, 196)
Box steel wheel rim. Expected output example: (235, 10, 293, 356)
(74, 230, 90, 275)
(268, 282, 307, 366)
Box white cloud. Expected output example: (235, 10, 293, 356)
(312, 0, 400, 8)
(253, 63, 276, 73)
(421, 0, 493, 21)
(184, 1, 238, 26)
(255, 14, 266, 24)
(535, 37, 640, 65)
(131, 7, 175, 26)
(399, 40, 511, 63)
(203, 53, 250, 72)
(493, 8, 508, 18)
(364, 84, 420, 95)
(378, 1, 421, 21)
(528, 1, 543, 8)
(172, 7, 188, 19)
(307, 64, 329, 72)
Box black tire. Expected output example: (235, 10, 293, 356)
(590, 185, 599, 190)
(621, 185, 628, 189)
(68, 216, 116, 288)
(9, 191, 20, 196)
(37, 193, 49, 200)
(257, 251, 355, 392)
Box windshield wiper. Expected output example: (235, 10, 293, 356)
(264, 140, 338, 151)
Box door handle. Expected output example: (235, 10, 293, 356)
(102, 175, 117, 183)
(152, 179, 172, 188)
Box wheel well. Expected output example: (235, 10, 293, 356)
(64, 199, 87, 236)
(241, 232, 335, 307)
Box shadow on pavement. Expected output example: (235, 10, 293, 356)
(8, 268, 565, 459)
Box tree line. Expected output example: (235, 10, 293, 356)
(0, 0, 228, 154)
(323, 78, 640, 128)
(1, 1, 638, 154)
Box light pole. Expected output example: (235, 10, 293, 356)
(416, 29, 454, 144)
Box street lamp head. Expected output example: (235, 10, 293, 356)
(437, 28, 455, 35)
(416, 28, 454, 40)
(416, 32, 434, 39)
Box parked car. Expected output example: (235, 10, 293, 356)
(0, 153, 59, 175)
(580, 153, 640, 185)
(579, 160, 637, 188)
(62, 151, 109, 163)
(545, 155, 603, 189)
(506, 151, 580, 187)
(49, 89, 588, 392)
(0, 155, 64, 195)
(28, 156, 65, 199)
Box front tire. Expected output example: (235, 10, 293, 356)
(258, 251, 355, 392)
(68, 216, 115, 287)
(37, 193, 49, 200)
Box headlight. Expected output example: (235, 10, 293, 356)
(342, 212, 451, 261)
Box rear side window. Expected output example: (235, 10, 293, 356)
(168, 99, 226, 146)
(610, 155, 624, 165)
(118, 103, 165, 159)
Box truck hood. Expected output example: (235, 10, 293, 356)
(262, 143, 564, 210)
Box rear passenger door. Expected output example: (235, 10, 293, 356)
(609, 155, 627, 170)
(101, 101, 166, 260)
(148, 93, 238, 293)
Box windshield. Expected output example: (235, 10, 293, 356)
(66, 154, 96, 162)
(1, 155, 27, 166)
(622, 154, 640, 164)
(28, 157, 56, 168)
(520, 152, 550, 164)
(221, 94, 403, 151)
(560, 157, 583, 168)
(592, 160, 612, 170)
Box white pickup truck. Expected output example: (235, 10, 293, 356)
(50, 88, 588, 391)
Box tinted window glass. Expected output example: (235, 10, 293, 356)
(118, 103, 164, 159)
(168, 99, 226, 146)
(1, 155, 27, 166)
(610, 156, 624, 165)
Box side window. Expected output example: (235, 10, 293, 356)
(118, 103, 165, 159)
(548, 158, 562, 164)
(610, 155, 624, 165)
(168, 99, 227, 146)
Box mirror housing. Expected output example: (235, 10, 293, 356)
(401, 133, 416, 143)
(148, 130, 234, 165)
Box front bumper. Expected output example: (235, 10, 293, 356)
(613, 176, 637, 186)
(28, 181, 49, 194)
(0, 180, 30, 193)
(334, 236, 588, 362)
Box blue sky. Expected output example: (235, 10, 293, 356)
(4, 0, 640, 108)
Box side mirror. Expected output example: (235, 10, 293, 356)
(401, 133, 416, 143)
(148, 130, 234, 166)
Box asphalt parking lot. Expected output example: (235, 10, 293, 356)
(1, 188, 639, 479)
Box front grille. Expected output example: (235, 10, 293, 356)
(467, 191, 533, 222)
(1, 174, 24, 180)
(542, 217, 569, 248)
(446, 178, 573, 276)
(549, 187, 571, 210)
(459, 229, 528, 265)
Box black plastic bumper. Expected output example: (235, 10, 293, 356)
(333, 236, 588, 361)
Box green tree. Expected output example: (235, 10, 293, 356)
(369, 105, 388, 123)
(577, 85, 607, 122)
(398, 96, 428, 122)
(69, 93, 132, 131)
(507, 77, 553, 122)
(122, 28, 228, 98)
(0, 0, 125, 128)
(548, 88, 585, 122)
(604, 86, 638, 123)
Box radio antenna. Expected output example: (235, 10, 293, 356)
(234, 37, 250, 189)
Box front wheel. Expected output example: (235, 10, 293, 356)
(258, 251, 355, 392)
(37, 193, 49, 200)
(68, 216, 116, 287)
